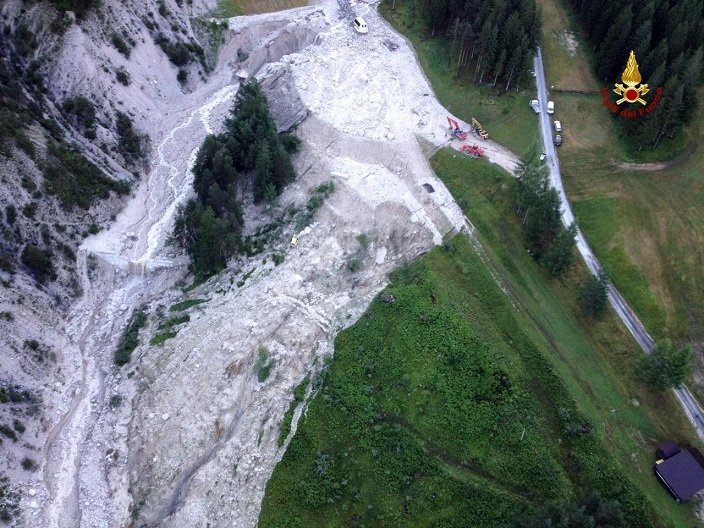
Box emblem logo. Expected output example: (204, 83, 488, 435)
(613, 50, 649, 105)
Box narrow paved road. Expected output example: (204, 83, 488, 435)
(533, 47, 704, 440)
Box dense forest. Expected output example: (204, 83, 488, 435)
(174, 79, 299, 276)
(412, 0, 540, 90)
(565, 0, 704, 148)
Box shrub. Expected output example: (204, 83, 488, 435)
(255, 346, 274, 382)
(5, 205, 16, 225)
(0, 425, 17, 442)
(20, 458, 37, 471)
(115, 67, 131, 86)
(169, 298, 207, 312)
(62, 96, 96, 130)
(149, 332, 177, 346)
(22, 202, 38, 219)
(111, 32, 131, 58)
(109, 394, 123, 408)
(114, 310, 148, 366)
(346, 258, 362, 272)
(115, 112, 146, 161)
(43, 141, 129, 209)
(12, 420, 25, 434)
(281, 133, 302, 153)
(177, 69, 188, 85)
(21, 245, 55, 283)
(155, 34, 192, 66)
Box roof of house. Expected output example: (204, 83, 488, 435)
(654, 448, 704, 501)
(656, 440, 681, 460)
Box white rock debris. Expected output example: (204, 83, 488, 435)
(24, 1, 520, 528)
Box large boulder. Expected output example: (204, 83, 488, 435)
(257, 62, 309, 133)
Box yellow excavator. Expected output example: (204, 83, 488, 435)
(471, 117, 489, 140)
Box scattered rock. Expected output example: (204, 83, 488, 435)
(380, 292, 395, 304)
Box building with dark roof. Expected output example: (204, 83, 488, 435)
(654, 442, 704, 502)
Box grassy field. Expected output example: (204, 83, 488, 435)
(260, 154, 701, 527)
(433, 151, 700, 527)
(380, 2, 538, 157)
(536, 0, 704, 395)
(212, 0, 308, 17)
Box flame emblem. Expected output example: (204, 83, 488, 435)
(613, 51, 650, 105)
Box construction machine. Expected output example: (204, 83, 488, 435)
(447, 116, 468, 140)
(460, 144, 484, 158)
(471, 117, 489, 140)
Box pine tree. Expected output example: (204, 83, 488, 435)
(637, 339, 693, 391)
(541, 223, 577, 277)
(579, 270, 609, 317)
(254, 142, 273, 203)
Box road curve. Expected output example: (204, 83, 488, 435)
(533, 47, 704, 441)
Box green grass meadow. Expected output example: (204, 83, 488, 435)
(259, 153, 700, 527)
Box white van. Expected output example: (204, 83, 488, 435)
(547, 101, 555, 114)
(554, 120, 562, 132)
(353, 17, 368, 34)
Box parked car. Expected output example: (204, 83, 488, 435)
(554, 134, 562, 146)
(529, 99, 540, 113)
(547, 101, 555, 114)
(353, 17, 368, 34)
(539, 153, 546, 161)
(554, 120, 562, 132)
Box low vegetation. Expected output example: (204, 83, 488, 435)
(169, 298, 208, 312)
(45, 0, 98, 17)
(255, 346, 274, 383)
(260, 234, 658, 527)
(431, 150, 699, 526)
(62, 96, 96, 136)
(277, 375, 310, 447)
(110, 32, 132, 58)
(260, 151, 700, 527)
(115, 112, 147, 163)
(154, 33, 206, 70)
(114, 309, 148, 366)
(149, 332, 177, 346)
(21, 244, 56, 283)
(174, 79, 298, 276)
(43, 141, 129, 210)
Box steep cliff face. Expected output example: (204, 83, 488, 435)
(0, 0, 217, 524)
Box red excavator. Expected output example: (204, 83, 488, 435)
(460, 144, 484, 158)
(447, 116, 468, 140)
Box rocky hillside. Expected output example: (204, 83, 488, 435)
(0, 0, 217, 523)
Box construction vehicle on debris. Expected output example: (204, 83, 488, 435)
(447, 116, 468, 140)
(460, 144, 484, 158)
(471, 117, 489, 140)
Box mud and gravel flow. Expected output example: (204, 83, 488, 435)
(30, 2, 520, 527)
(33, 74, 238, 528)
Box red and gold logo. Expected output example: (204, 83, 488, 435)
(613, 51, 649, 105)
(601, 50, 663, 118)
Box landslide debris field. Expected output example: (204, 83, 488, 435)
(20, 1, 521, 527)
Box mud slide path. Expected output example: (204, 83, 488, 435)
(38, 81, 236, 528)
